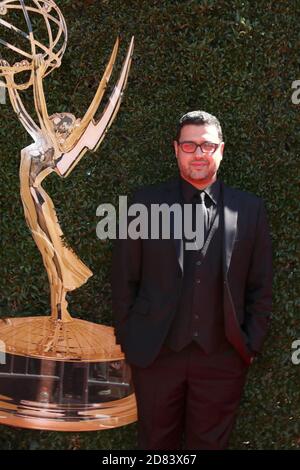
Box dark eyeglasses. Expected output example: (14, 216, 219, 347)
(178, 141, 220, 154)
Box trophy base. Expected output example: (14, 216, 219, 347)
(0, 317, 137, 431)
(0, 316, 124, 361)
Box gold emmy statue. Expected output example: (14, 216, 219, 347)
(0, 0, 136, 431)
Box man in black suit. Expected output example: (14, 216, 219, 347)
(111, 110, 272, 450)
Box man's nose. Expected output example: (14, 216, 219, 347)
(194, 146, 203, 157)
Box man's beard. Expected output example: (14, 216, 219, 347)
(187, 164, 215, 181)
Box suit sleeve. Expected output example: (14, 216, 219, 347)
(244, 199, 273, 353)
(111, 193, 142, 346)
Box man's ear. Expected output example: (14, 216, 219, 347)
(219, 142, 225, 160)
(220, 142, 225, 156)
(173, 140, 178, 159)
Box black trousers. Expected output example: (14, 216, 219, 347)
(130, 342, 249, 450)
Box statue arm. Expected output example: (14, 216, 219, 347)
(32, 55, 60, 151)
(6, 75, 41, 141)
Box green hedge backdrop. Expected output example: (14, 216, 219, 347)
(0, 0, 299, 449)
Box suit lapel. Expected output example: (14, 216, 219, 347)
(222, 181, 238, 274)
(174, 237, 184, 273)
(165, 179, 184, 274)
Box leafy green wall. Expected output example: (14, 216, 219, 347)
(0, 0, 299, 449)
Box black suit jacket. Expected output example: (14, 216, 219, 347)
(111, 178, 272, 367)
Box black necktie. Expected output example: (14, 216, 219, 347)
(192, 190, 208, 250)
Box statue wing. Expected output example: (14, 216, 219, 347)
(55, 36, 134, 177)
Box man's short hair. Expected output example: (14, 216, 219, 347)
(176, 110, 223, 142)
